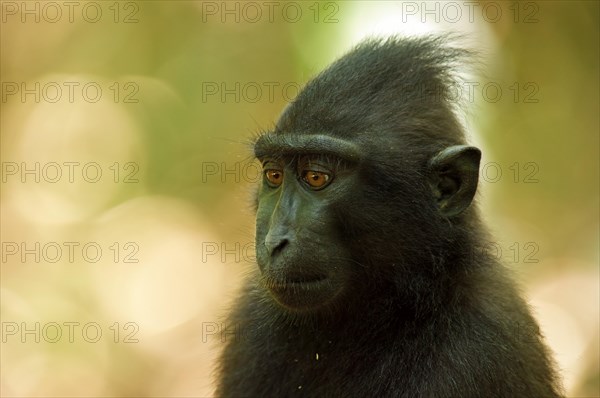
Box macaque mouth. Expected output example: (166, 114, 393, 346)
(264, 271, 336, 310)
(266, 272, 328, 288)
(286, 273, 327, 284)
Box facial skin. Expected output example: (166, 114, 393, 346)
(254, 132, 480, 313)
(254, 134, 361, 312)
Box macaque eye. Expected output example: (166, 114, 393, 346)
(264, 169, 283, 187)
(302, 170, 331, 189)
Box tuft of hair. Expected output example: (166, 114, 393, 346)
(275, 35, 474, 145)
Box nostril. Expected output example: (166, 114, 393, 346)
(266, 238, 289, 257)
(273, 239, 288, 256)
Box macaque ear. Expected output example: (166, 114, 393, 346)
(428, 145, 481, 217)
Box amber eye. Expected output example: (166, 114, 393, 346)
(302, 170, 331, 189)
(264, 169, 283, 187)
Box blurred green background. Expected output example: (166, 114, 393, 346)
(1, 1, 598, 396)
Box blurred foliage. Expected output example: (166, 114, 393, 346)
(478, 0, 599, 269)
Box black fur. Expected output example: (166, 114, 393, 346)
(215, 36, 563, 398)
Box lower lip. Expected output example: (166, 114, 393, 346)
(269, 278, 328, 290)
(265, 277, 338, 310)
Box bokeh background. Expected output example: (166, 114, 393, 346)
(1, 1, 598, 396)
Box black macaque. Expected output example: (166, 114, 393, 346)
(215, 36, 563, 398)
